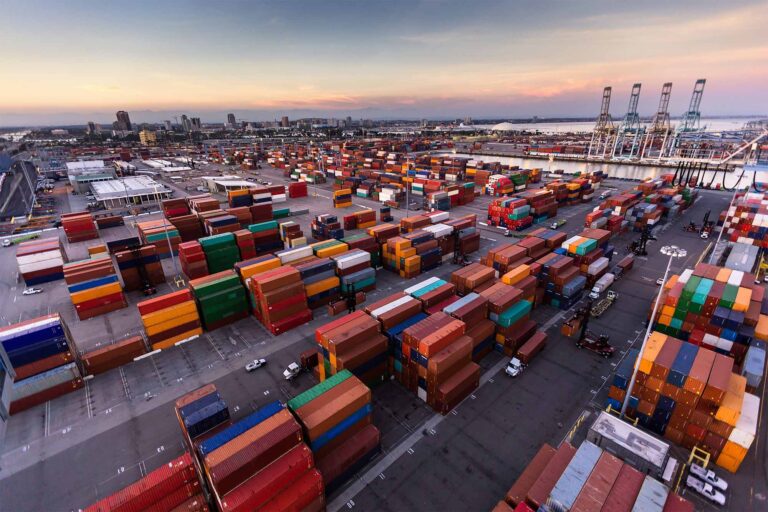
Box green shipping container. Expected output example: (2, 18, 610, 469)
(199, 233, 236, 248)
(248, 221, 279, 233)
(497, 300, 532, 328)
(288, 369, 353, 411)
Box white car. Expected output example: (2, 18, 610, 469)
(22, 288, 43, 295)
(505, 358, 523, 377)
(689, 463, 728, 492)
(245, 358, 266, 372)
(656, 278, 664, 286)
(700, 232, 709, 239)
(283, 362, 301, 380)
(685, 475, 726, 506)
(2, 239, 11, 247)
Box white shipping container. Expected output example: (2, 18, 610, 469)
(678, 269, 694, 285)
(19, 257, 64, 274)
(370, 296, 415, 318)
(427, 211, 449, 223)
(422, 224, 453, 238)
(277, 246, 312, 264)
(0, 315, 61, 343)
(404, 277, 441, 295)
(730, 393, 759, 448)
(16, 250, 63, 266)
(727, 270, 744, 286)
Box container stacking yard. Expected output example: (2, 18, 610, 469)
(1, 149, 767, 512)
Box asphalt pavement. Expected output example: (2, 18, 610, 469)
(0, 167, 762, 512)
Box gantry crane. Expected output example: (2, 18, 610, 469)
(588, 87, 615, 159)
(612, 83, 643, 158)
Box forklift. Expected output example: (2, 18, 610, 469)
(629, 226, 657, 257)
(563, 300, 615, 358)
(128, 244, 158, 296)
(452, 230, 470, 266)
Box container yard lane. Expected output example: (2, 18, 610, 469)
(0, 165, 758, 511)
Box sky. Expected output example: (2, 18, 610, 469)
(0, 0, 766, 126)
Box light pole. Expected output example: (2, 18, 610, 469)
(152, 183, 180, 281)
(620, 245, 687, 418)
(708, 188, 739, 264)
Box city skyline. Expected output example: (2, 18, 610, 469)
(1, 0, 767, 126)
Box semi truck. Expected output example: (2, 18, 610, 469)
(588, 273, 615, 299)
(591, 291, 618, 317)
(505, 331, 547, 377)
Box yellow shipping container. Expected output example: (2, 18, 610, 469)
(239, 258, 281, 280)
(400, 247, 417, 259)
(145, 311, 200, 336)
(151, 328, 203, 350)
(88, 245, 107, 256)
(715, 268, 732, 283)
(720, 440, 749, 462)
(715, 451, 743, 473)
(661, 305, 675, 318)
(756, 315, 768, 341)
(568, 237, 585, 254)
(733, 287, 752, 312)
(316, 243, 349, 258)
(639, 332, 667, 374)
(70, 282, 123, 305)
(658, 315, 673, 326)
(502, 264, 530, 286)
(140, 300, 197, 328)
(663, 275, 678, 290)
(305, 276, 340, 296)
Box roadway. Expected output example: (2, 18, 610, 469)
(0, 166, 762, 511)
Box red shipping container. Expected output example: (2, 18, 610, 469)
(137, 290, 194, 316)
(505, 444, 556, 506)
(600, 463, 644, 512)
(219, 444, 314, 512)
(258, 468, 325, 512)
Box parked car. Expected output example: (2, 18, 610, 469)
(689, 463, 728, 492)
(22, 288, 43, 295)
(656, 277, 665, 286)
(685, 475, 726, 506)
(245, 358, 267, 372)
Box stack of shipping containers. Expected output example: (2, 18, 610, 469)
(114, 244, 166, 291)
(607, 332, 760, 473)
(138, 289, 204, 350)
(63, 257, 127, 320)
(16, 238, 67, 285)
(0, 314, 82, 414)
(189, 271, 249, 331)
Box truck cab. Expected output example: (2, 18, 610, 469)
(588, 287, 601, 300)
(505, 357, 523, 377)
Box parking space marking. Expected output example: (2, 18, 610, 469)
(84, 379, 94, 419)
(206, 334, 226, 360)
(44, 401, 51, 436)
(119, 367, 132, 399)
(149, 354, 166, 387)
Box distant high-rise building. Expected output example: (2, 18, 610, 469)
(464, 117, 473, 125)
(86, 121, 99, 134)
(191, 117, 202, 132)
(345, 116, 352, 127)
(181, 115, 191, 133)
(281, 116, 289, 128)
(164, 120, 172, 131)
(115, 111, 132, 131)
(139, 129, 157, 146)
(227, 113, 236, 127)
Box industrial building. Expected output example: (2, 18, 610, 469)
(90, 176, 172, 208)
(66, 160, 117, 194)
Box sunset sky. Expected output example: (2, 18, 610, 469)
(1, 0, 766, 125)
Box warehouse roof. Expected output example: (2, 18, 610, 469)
(66, 160, 106, 172)
(589, 411, 669, 469)
(491, 122, 517, 131)
(91, 176, 169, 200)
